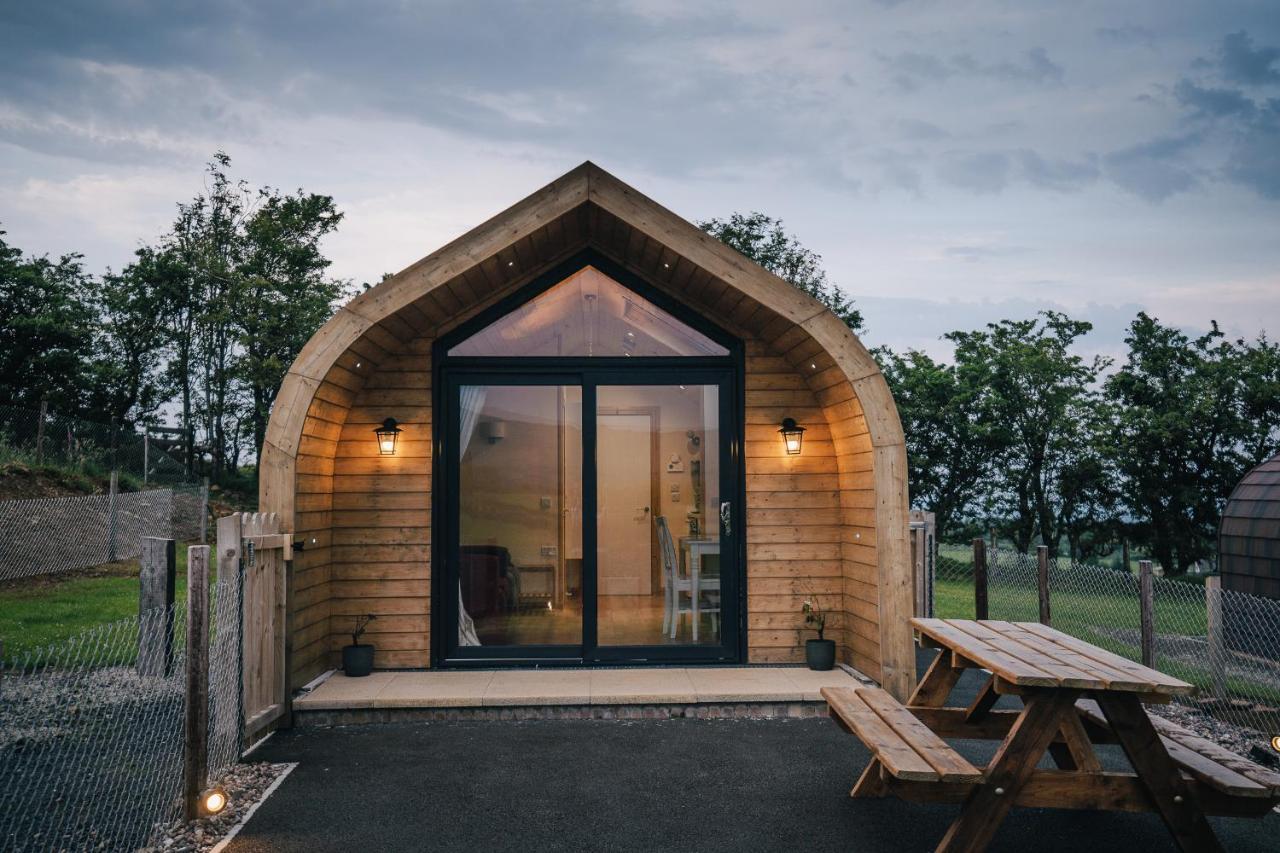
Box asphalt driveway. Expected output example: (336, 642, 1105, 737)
(227, 659, 1279, 852)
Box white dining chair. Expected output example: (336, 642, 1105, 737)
(656, 516, 719, 641)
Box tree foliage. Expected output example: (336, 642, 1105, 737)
(0, 152, 348, 483)
(699, 212, 863, 332)
(700, 210, 1275, 570)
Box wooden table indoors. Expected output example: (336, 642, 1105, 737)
(822, 618, 1280, 853)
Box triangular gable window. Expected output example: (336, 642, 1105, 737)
(447, 266, 729, 357)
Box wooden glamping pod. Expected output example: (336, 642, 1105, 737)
(260, 163, 914, 698)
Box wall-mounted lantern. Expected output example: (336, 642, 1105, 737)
(779, 417, 805, 456)
(375, 418, 403, 456)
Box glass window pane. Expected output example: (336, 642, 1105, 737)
(448, 266, 729, 357)
(458, 385, 582, 646)
(596, 384, 720, 646)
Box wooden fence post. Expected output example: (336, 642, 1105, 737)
(35, 398, 48, 464)
(1037, 545, 1051, 626)
(1206, 576, 1227, 698)
(138, 537, 176, 676)
(1139, 560, 1155, 668)
(973, 538, 988, 620)
(200, 478, 210, 544)
(1121, 537, 1131, 575)
(106, 471, 119, 563)
(281, 549, 295, 729)
(183, 545, 211, 821)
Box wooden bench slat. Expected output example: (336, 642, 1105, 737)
(1076, 700, 1274, 798)
(1018, 621, 1195, 695)
(856, 687, 984, 783)
(823, 687, 940, 781)
(1149, 719, 1280, 795)
(912, 619, 1059, 686)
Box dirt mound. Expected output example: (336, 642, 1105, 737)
(0, 462, 112, 501)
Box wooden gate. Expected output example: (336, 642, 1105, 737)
(217, 511, 293, 738)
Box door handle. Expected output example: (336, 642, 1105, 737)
(720, 501, 731, 536)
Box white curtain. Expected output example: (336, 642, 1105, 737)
(456, 386, 487, 647)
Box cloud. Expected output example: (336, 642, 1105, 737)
(1223, 98, 1280, 199)
(1096, 25, 1155, 49)
(879, 46, 1064, 92)
(897, 118, 949, 140)
(942, 244, 1027, 262)
(1015, 150, 1100, 191)
(1174, 79, 1256, 119)
(1217, 31, 1280, 86)
(936, 150, 1011, 193)
(951, 48, 1064, 85)
(1103, 134, 1202, 202)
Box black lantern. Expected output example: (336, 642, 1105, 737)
(375, 417, 402, 456)
(779, 417, 805, 455)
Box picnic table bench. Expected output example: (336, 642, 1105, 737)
(822, 618, 1280, 853)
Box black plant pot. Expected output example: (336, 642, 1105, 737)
(342, 643, 375, 677)
(806, 639, 836, 671)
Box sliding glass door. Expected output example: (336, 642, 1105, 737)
(440, 371, 739, 664)
(595, 383, 725, 651)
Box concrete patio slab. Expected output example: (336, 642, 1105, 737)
(588, 668, 698, 704)
(684, 667, 807, 702)
(373, 671, 497, 708)
(294, 672, 397, 709)
(483, 669, 593, 706)
(291, 666, 861, 712)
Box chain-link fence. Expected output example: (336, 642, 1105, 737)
(0, 404, 191, 487)
(0, 567, 243, 852)
(931, 544, 1280, 752)
(0, 484, 208, 582)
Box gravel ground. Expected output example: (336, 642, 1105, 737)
(146, 762, 293, 853)
(1151, 702, 1280, 771)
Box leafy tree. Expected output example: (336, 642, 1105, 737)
(236, 189, 346, 454)
(157, 152, 347, 479)
(1054, 399, 1121, 561)
(1105, 314, 1249, 573)
(87, 246, 181, 424)
(948, 312, 1104, 553)
(0, 228, 97, 413)
(699, 212, 863, 332)
(1233, 331, 1280, 465)
(875, 347, 1003, 534)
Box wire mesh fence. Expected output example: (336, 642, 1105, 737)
(0, 404, 191, 487)
(932, 544, 1280, 752)
(0, 570, 243, 852)
(0, 484, 208, 582)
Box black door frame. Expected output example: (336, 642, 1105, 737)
(430, 250, 747, 667)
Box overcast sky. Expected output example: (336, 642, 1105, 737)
(1, 0, 1277, 361)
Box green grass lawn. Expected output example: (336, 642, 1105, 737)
(0, 544, 195, 665)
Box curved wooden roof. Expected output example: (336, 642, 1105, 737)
(1220, 451, 1280, 597)
(259, 161, 913, 694)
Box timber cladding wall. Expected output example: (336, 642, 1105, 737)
(287, 326, 875, 678)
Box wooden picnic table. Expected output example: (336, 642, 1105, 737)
(822, 618, 1280, 853)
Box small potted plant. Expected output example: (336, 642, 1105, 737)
(802, 597, 835, 671)
(342, 614, 377, 677)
